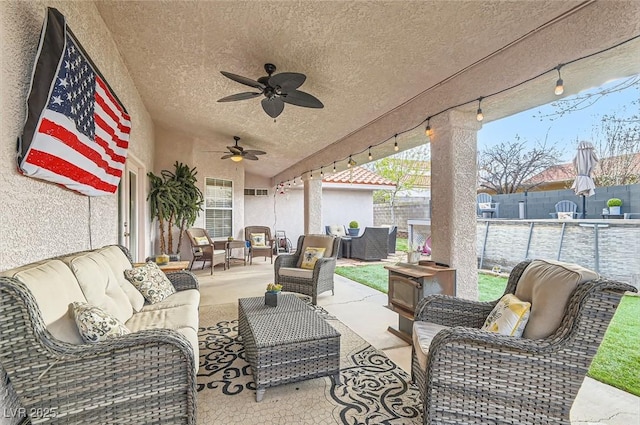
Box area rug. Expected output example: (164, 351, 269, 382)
(197, 302, 422, 424)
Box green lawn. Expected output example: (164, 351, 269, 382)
(334, 264, 640, 396)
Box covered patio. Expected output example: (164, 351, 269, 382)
(1, 1, 639, 423)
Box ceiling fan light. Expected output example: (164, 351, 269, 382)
(231, 154, 243, 162)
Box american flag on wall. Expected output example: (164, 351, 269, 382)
(17, 7, 130, 197)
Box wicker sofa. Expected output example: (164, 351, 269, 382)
(0, 245, 198, 424)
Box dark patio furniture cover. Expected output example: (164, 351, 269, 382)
(349, 227, 389, 261)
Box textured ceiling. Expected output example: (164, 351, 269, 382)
(94, 1, 640, 181)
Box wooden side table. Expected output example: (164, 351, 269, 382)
(225, 240, 247, 268)
(133, 261, 190, 273)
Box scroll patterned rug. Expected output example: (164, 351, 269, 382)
(197, 302, 422, 425)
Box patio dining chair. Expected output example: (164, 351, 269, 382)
(411, 259, 635, 424)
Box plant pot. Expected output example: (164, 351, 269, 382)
(155, 253, 170, 266)
(348, 228, 359, 237)
(407, 251, 421, 264)
(608, 206, 621, 215)
(265, 291, 280, 307)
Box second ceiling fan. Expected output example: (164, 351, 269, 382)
(217, 63, 324, 118)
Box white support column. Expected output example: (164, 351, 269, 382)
(430, 110, 481, 300)
(303, 173, 323, 234)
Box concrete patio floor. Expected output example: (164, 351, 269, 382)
(192, 255, 640, 425)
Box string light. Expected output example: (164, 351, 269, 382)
(320, 167, 324, 178)
(276, 35, 638, 186)
(555, 64, 564, 95)
(476, 97, 484, 122)
(425, 117, 433, 139)
(310, 170, 313, 180)
(368, 146, 372, 161)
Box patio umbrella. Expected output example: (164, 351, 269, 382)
(570, 141, 599, 218)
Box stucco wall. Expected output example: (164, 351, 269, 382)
(323, 189, 374, 232)
(0, 1, 154, 270)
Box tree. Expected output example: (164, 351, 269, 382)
(368, 145, 430, 226)
(534, 75, 640, 121)
(478, 136, 563, 194)
(591, 104, 640, 186)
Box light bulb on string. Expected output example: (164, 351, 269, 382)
(394, 134, 399, 152)
(333, 161, 336, 173)
(368, 146, 372, 161)
(476, 97, 484, 122)
(347, 156, 353, 168)
(555, 64, 564, 95)
(309, 171, 313, 180)
(320, 167, 324, 178)
(425, 117, 433, 139)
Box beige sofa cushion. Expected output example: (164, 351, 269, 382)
(96, 245, 145, 312)
(139, 289, 200, 312)
(64, 253, 134, 324)
(515, 259, 599, 339)
(412, 321, 449, 371)
(0, 260, 86, 344)
(125, 303, 199, 365)
(296, 235, 335, 268)
(279, 267, 314, 280)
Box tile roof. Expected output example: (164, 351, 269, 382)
(322, 166, 395, 186)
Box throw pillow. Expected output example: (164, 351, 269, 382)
(251, 233, 266, 247)
(300, 247, 326, 270)
(123, 262, 176, 304)
(481, 294, 531, 337)
(70, 302, 130, 343)
(557, 212, 573, 220)
(478, 202, 491, 210)
(193, 236, 209, 246)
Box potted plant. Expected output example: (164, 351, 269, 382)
(348, 220, 360, 236)
(148, 162, 204, 256)
(265, 283, 282, 307)
(607, 198, 622, 215)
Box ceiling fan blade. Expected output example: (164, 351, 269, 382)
(243, 153, 259, 160)
(220, 71, 265, 89)
(269, 72, 306, 91)
(244, 149, 266, 156)
(261, 97, 285, 118)
(227, 146, 243, 154)
(282, 90, 324, 108)
(221, 154, 233, 159)
(217, 92, 262, 102)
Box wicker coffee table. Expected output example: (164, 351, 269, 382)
(238, 295, 341, 402)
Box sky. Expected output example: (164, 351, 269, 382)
(477, 76, 640, 163)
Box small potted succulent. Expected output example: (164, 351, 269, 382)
(606, 198, 622, 215)
(348, 220, 360, 237)
(265, 283, 282, 307)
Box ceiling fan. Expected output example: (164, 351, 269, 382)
(217, 63, 324, 118)
(220, 136, 266, 162)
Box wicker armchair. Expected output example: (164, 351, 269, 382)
(0, 246, 197, 424)
(274, 235, 340, 305)
(349, 227, 389, 261)
(186, 227, 226, 274)
(411, 259, 636, 425)
(245, 226, 275, 264)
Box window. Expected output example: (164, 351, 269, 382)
(204, 178, 232, 238)
(244, 188, 269, 196)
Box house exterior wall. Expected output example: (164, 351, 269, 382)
(323, 189, 373, 233)
(244, 173, 274, 229)
(0, 1, 155, 270)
